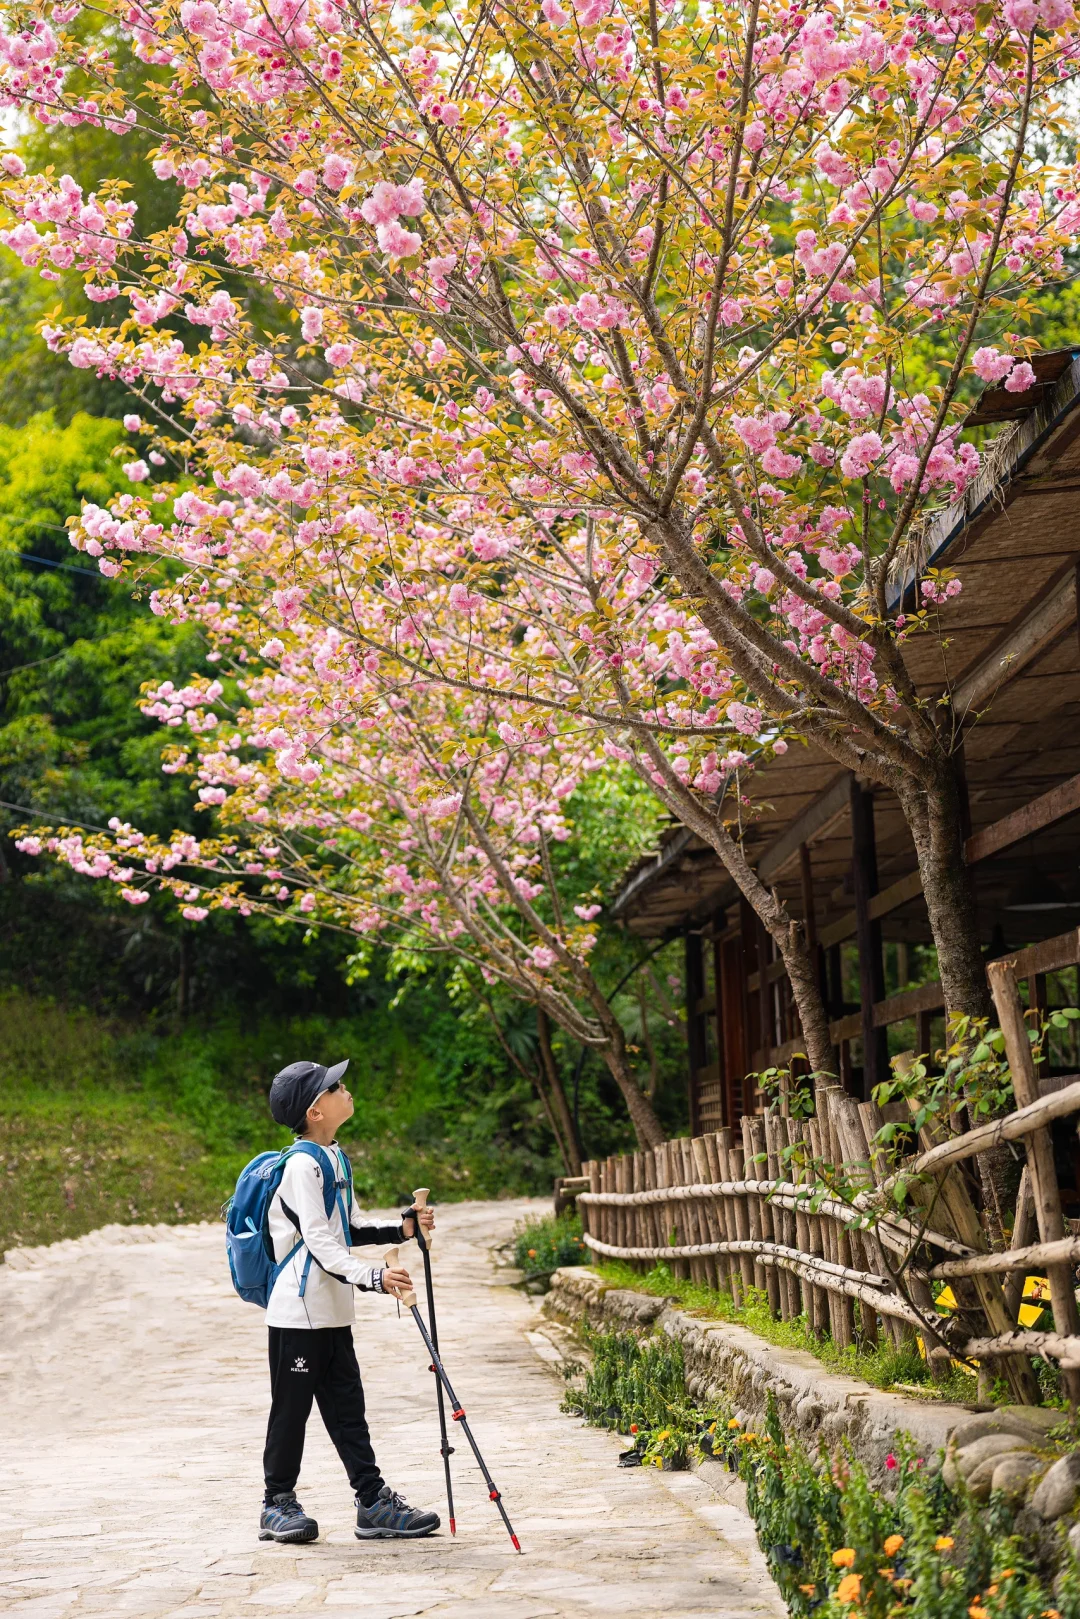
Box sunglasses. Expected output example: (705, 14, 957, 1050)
(323, 1080, 342, 1095)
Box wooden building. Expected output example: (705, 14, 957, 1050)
(611, 350, 1080, 1134)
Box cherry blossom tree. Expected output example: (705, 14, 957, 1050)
(0, 0, 1078, 1067)
(18, 633, 670, 1147)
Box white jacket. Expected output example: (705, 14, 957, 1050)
(265, 1141, 406, 1329)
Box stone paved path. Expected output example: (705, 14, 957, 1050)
(0, 1199, 784, 1619)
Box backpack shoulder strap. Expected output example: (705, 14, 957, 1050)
(286, 1140, 338, 1219)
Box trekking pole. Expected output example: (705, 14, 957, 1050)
(408, 1187, 456, 1537)
(384, 1245, 522, 1552)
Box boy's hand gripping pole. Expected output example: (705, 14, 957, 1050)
(385, 1245, 521, 1553)
(408, 1189, 455, 1537)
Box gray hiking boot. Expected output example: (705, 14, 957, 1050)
(259, 1491, 319, 1543)
(354, 1486, 440, 1539)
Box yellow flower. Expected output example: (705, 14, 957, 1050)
(884, 1535, 904, 1557)
(833, 1549, 857, 1568)
(656, 1430, 671, 1443)
(836, 1573, 862, 1604)
(935, 1537, 955, 1552)
(727, 1417, 742, 1429)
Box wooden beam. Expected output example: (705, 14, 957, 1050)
(996, 928, 1080, 980)
(872, 979, 945, 1026)
(757, 774, 849, 886)
(851, 779, 888, 1100)
(685, 932, 705, 1137)
(964, 771, 1080, 863)
(953, 569, 1076, 715)
(818, 868, 926, 949)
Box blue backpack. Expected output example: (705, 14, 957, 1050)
(224, 1141, 353, 1308)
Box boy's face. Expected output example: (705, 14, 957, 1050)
(307, 1079, 354, 1135)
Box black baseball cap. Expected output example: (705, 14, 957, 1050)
(269, 1058, 350, 1133)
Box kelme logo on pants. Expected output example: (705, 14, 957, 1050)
(291, 1356, 308, 1373)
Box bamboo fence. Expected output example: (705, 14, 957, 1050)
(566, 968, 1080, 1405)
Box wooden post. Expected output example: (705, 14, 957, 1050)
(729, 1130, 756, 1294)
(756, 919, 774, 1064)
(615, 1152, 627, 1256)
(719, 938, 749, 1125)
(749, 1115, 782, 1317)
(712, 1130, 741, 1304)
(806, 1113, 841, 1342)
(831, 1092, 881, 1346)
(686, 934, 706, 1137)
(850, 777, 888, 1101)
(818, 1091, 856, 1349)
(583, 1160, 597, 1252)
(692, 1135, 721, 1291)
(764, 1111, 796, 1319)
(1004, 1167, 1036, 1323)
(793, 1118, 827, 1334)
(907, 1092, 1041, 1405)
(989, 960, 1080, 1407)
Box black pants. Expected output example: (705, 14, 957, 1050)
(264, 1326, 384, 1505)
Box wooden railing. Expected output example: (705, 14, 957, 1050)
(574, 954, 1080, 1403)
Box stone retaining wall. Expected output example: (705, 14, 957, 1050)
(545, 1266, 975, 1484)
(545, 1267, 1080, 1583)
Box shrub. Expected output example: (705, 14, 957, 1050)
(512, 1211, 588, 1280)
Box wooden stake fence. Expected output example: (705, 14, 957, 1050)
(575, 1065, 1080, 1400)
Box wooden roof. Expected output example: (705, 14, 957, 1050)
(613, 354, 1080, 946)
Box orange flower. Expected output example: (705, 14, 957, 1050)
(884, 1535, 904, 1557)
(832, 1549, 856, 1568)
(969, 1604, 989, 1619)
(836, 1573, 862, 1604)
(528, 1248, 537, 1258)
(799, 1586, 817, 1597)
(935, 1537, 955, 1552)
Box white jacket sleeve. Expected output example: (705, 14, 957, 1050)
(277, 1153, 383, 1291)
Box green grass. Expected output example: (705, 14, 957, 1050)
(592, 1259, 982, 1404)
(0, 990, 552, 1253)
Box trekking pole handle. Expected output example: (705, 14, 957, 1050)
(383, 1246, 417, 1309)
(412, 1187, 433, 1255)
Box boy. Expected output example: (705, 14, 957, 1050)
(259, 1056, 440, 1545)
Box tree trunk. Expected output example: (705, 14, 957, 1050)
(899, 762, 1009, 1243)
(537, 1007, 583, 1174)
(600, 1027, 665, 1149)
(483, 1002, 576, 1174)
(900, 762, 990, 1019)
(776, 919, 836, 1081)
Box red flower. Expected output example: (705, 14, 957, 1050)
(885, 1454, 897, 1470)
